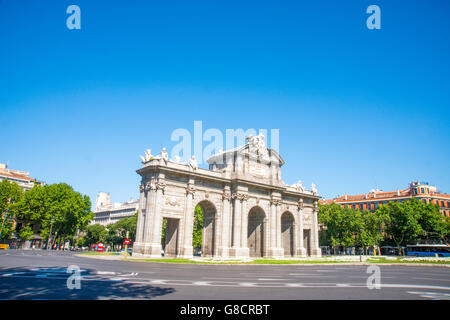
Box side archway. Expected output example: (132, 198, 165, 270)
(281, 211, 295, 257)
(247, 206, 266, 257)
(195, 200, 217, 257)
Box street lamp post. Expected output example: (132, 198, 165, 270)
(46, 215, 55, 250)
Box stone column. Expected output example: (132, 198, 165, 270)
(297, 199, 306, 257)
(219, 189, 232, 257)
(232, 194, 241, 248)
(150, 181, 166, 246)
(214, 209, 221, 257)
(276, 203, 282, 249)
(229, 193, 249, 258)
(269, 198, 283, 257)
(132, 184, 146, 256)
(240, 194, 249, 248)
(141, 177, 165, 258)
(263, 217, 269, 257)
(181, 183, 196, 258)
(311, 201, 322, 257)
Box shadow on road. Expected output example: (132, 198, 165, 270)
(0, 266, 176, 300)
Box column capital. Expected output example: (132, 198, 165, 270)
(297, 198, 304, 210)
(185, 184, 196, 196)
(270, 198, 282, 206)
(232, 193, 248, 201)
(222, 191, 232, 200)
(313, 200, 319, 212)
(156, 181, 166, 191)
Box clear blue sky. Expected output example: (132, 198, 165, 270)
(1, 0, 449, 206)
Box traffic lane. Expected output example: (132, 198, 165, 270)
(1, 251, 449, 299)
(1, 251, 449, 287)
(0, 267, 430, 300)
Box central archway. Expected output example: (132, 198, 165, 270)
(247, 206, 266, 257)
(195, 200, 217, 257)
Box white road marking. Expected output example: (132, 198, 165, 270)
(150, 280, 167, 285)
(413, 277, 450, 282)
(286, 283, 304, 287)
(239, 282, 257, 287)
(96, 271, 116, 275)
(258, 278, 289, 281)
(336, 283, 350, 287)
(407, 291, 450, 300)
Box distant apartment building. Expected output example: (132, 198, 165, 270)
(0, 163, 43, 190)
(93, 192, 139, 226)
(0, 163, 44, 248)
(321, 181, 450, 217)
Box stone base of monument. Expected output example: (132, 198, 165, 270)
(311, 247, 322, 257)
(131, 242, 143, 256)
(217, 246, 230, 258)
(229, 247, 250, 258)
(178, 245, 194, 259)
(268, 248, 284, 258)
(296, 247, 307, 257)
(139, 243, 162, 258)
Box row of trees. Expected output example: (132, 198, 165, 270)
(319, 198, 450, 254)
(79, 214, 137, 251)
(0, 179, 93, 248)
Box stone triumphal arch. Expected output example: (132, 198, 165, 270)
(132, 135, 322, 259)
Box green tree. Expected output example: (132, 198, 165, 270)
(14, 183, 93, 248)
(378, 200, 422, 254)
(318, 203, 357, 253)
(19, 224, 34, 243)
(192, 205, 203, 252)
(416, 199, 447, 241)
(84, 224, 108, 247)
(355, 209, 386, 255)
(76, 236, 86, 248)
(0, 179, 23, 239)
(106, 213, 138, 251)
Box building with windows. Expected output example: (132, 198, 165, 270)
(92, 192, 139, 226)
(0, 163, 44, 248)
(321, 181, 450, 217)
(0, 163, 43, 190)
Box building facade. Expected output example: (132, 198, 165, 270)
(321, 181, 450, 217)
(0, 163, 44, 248)
(133, 135, 322, 259)
(93, 192, 139, 226)
(0, 163, 42, 190)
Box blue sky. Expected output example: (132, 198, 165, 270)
(1, 0, 449, 206)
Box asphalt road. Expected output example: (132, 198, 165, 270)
(0, 250, 449, 300)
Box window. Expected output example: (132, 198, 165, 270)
(421, 188, 424, 193)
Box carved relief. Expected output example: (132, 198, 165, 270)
(165, 196, 182, 207)
(303, 214, 313, 225)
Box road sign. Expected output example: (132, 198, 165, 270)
(124, 239, 130, 245)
